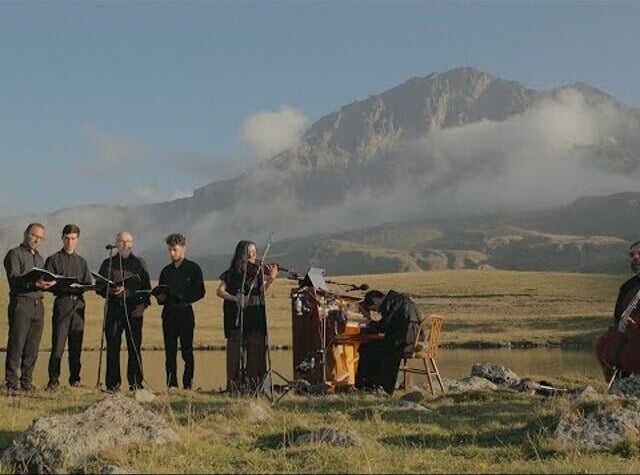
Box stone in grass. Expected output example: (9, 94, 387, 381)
(554, 403, 640, 451)
(471, 363, 521, 387)
(444, 376, 498, 393)
(1, 393, 178, 474)
(134, 388, 156, 403)
(385, 399, 432, 412)
(609, 375, 640, 397)
(400, 388, 426, 403)
(294, 428, 363, 448)
(101, 465, 131, 474)
(243, 401, 272, 424)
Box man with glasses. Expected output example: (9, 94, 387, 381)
(3, 223, 56, 392)
(96, 231, 151, 392)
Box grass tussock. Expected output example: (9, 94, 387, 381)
(3, 383, 640, 473)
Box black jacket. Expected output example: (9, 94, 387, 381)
(370, 290, 422, 355)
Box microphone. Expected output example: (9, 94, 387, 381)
(105, 244, 117, 250)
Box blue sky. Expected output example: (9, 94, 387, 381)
(1, 0, 639, 217)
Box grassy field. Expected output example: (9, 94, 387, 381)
(0, 269, 623, 350)
(0, 269, 633, 474)
(3, 382, 640, 474)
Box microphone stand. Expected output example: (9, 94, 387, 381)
(118, 251, 149, 392)
(96, 246, 114, 389)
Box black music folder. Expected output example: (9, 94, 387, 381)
(91, 271, 140, 288)
(135, 285, 170, 298)
(20, 267, 78, 286)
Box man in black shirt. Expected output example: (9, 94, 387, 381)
(3, 223, 56, 392)
(355, 289, 421, 395)
(96, 231, 151, 391)
(155, 233, 205, 390)
(44, 224, 93, 390)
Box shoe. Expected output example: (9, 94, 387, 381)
(46, 381, 60, 391)
(129, 384, 144, 391)
(106, 384, 121, 393)
(4, 382, 19, 394)
(167, 385, 179, 393)
(183, 383, 192, 391)
(20, 383, 37, 393)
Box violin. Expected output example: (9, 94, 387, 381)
(245, 262, 299, 279)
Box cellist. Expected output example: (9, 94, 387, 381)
(598, 240, 640, 381)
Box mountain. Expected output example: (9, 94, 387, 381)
(0, 67, 639, 276)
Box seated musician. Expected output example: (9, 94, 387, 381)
(355, 289, 421, 395)
(601, 240, 640, 381)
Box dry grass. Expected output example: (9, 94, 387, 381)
(0, 269, 622, 350)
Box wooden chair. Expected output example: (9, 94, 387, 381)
(399, 314, 445, 395)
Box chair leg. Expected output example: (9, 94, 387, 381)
(431, 358, 445, 393)
(423, 358, 434, 395)
(402, 358, 408, 392)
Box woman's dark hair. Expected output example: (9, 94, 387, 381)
(228, 240, 256, 274)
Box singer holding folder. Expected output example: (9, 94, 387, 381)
(44, 224, 93, 391)
(96, 231, 151, 392)
(3, 223, 56, 392)
(155, 233, 205, 390)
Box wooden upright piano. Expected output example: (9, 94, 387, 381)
(291, 267, 382, 390)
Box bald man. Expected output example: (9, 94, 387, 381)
(96, 231, 151, 391)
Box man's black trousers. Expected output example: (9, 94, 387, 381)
(162, 305, 195, 388)
(105, 304, 143, 390)
(48, 296, 85, 385)
(5, 296, 44, 388)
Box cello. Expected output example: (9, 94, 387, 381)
(596, 281, 640, 385)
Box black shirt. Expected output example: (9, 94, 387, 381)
(614, 274, 640, 327)
(45, 249, 93, 298)
(96, 253, 152, 307)
(219, 267, 266, 338)
(158, 258, 206, 307)
(370, 289, 422, 354)
(3, 243, 45, 299)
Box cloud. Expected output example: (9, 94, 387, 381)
(240, 106, 309, 159)
(81, 126, 148, 170)
(120, 184, 192, 205)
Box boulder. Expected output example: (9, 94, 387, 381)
(294, 428, 363, 448)
(1, 394, 178, 474)
(555, 403, 640, 451)
(445, 376, 498, 393)
(471, 363, 520, 387)
(610, 375, 640, 397)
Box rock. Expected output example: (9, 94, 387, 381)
(567, 385, 602, 403)
(307, 383, 329, 396)
(294, 428, 363, 448)
(384, 400, 432, 412)
(101, 465, 131, 474)
(134, 388, 156, 403)
(471, 363, 520, 387)
(513, 378, 542, 395)
(400, 389, 426, 403)
(1, 394, 178, 474)
(554, 404, 640, 451)
(444, 376, 498, 393)
(610, 375, 640, 397)
(244, 401, 272, 424)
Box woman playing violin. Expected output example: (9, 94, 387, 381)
(216, 240, 278, 392)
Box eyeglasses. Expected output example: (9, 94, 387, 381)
(28, 232, 45, 241)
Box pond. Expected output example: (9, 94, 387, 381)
(0, 347, 603, 390)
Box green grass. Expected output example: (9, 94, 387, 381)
(2, 382, 640, 474)
(0, 269, 633, 473)
(0, 269, 622, 350)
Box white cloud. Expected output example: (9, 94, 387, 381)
(121, 184, 192, 205)
(82, 126, 147, 167)
(241, 106, 308, 159)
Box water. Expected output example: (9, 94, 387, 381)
(0, 347, 603, 390)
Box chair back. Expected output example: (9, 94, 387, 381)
(413, 314, 443, 358)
